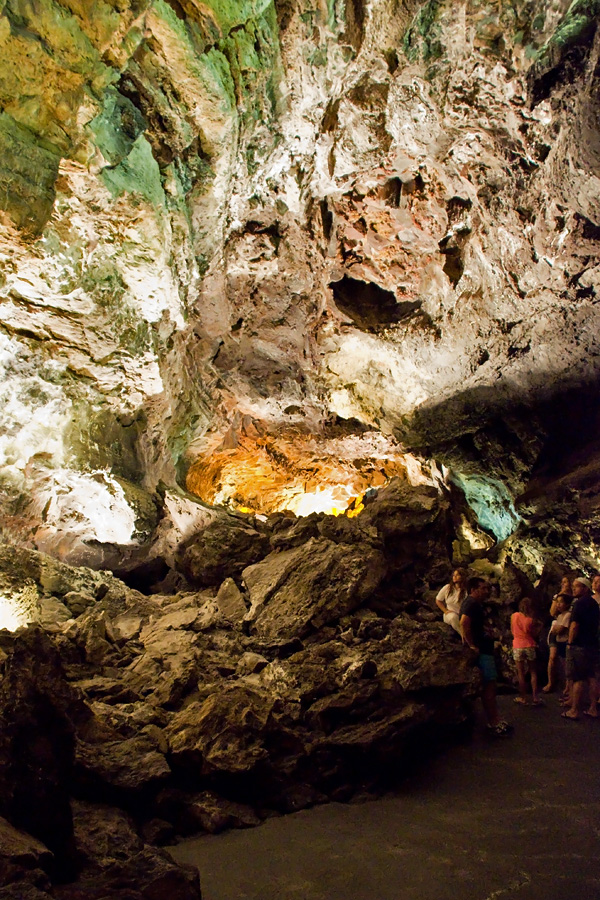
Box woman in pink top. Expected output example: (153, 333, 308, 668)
(511, 597, 543, 706)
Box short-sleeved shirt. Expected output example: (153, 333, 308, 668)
(552, 611, 571, 643)
(570, 594, 600, 648)
(436, 583, 466, 615)
(511, 612, 536, 649)
(460, 596, 494, 654)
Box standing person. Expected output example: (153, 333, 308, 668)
(544, 592, 573, 695)
(460, 576, 512, 736)
(436, 568, 468, 635)
(511, 598, 543, 705)
(562, 577, 600, 721)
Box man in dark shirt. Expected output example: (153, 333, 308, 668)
(563, 577, 600, 720)
(460, 576, 512, 736)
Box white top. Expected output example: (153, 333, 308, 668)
(550, 610, 571, 643)
(436, 583, 466, 615)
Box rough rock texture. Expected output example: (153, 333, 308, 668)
(0, 0, 597, 579)
(0, 478, 505, 895)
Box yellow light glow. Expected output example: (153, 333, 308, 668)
(346, 500, 364, 518)
(289, 487, 350, 517)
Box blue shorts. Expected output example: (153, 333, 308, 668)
(477, 653, 497, 682)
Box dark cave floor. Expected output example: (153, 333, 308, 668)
(168, 694, 600, 900)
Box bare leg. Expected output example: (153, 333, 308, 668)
(530, 660, 540, 703)
(444, 611, 462, 636)
(515, 658, 528, 702)
(586, 677, 598, 716)
(561, 678, 573, 704)
(544, 646, 557, 692)
(482, 680, 499, 727)
(565, 680, 584, 718)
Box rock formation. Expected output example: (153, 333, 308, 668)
(0, 478, 501, 896)
(0, 0, 597, 570)
(0, 0, 599, 895)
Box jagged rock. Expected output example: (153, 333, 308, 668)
(236, 651, 269, 675)
(269, 515, 320, 550)
(0, 628, 91, 871)
(111, 611, 144, 642)
(75, 735, 171, 795)
(51, 802, 201, 900)
(0, 886, 53, 899)
(75, 676, 143, 705)
(139, 818, 176, 846)
(166, 684, 275, 776)
(0, 817, 52, 891)
(215, 578, 247, 624)
(243, 537, 387, 643)
(38, 597, 72, 631)
(361, 480, 448, 541)
(133, 626, 200, 703)
(85, 700, 168, 740)
(62, 592, 96, 617)
(155, 788, 261, 836)
(177, 518, 270, 587)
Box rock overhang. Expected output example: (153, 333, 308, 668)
(0, 0, 597, 572)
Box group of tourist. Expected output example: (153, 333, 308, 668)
(435, 569, 600, 735)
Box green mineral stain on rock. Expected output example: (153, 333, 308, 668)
(100, 133, 164, 207)
(219, 2, 282, 119)
(66, 404, 146, 484)
(80, 259, 152, 357)
(0, 112, 61, 233)
(403, 0, 443, 63)
(201, 0, 274, 36)
(536, 0, 600, 65)
(89, 88, 146, 167)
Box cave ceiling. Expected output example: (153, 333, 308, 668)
(0, 0, 599, 563)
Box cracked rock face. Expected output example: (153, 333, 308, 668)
(0, 0, 599, 563)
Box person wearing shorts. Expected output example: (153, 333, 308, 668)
(460, 577, 512, 736)
(511, 597, 543, 706)
(563, 577, 600, 720)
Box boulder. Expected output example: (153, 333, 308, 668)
(215, 578, 247, 623)
(51, 802, 201, 900)
(0, 628, 91, 872)
(243, 538, 387, 643)
(0, 817, 52, 891)
(155, 788, 260, 835)
(166, 685, 275, 776)
(177, 518, 269, 587)
(75, 735, 171, 794)
(37, 597, 72, 631)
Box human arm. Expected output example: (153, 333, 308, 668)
(435, 585, 450, 615)
(460, 614, 478, 651)
(553, 612, 570, 636)
(567, 618, 579, 645)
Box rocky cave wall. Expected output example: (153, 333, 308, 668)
(1, 3, 600, 897)
(0, 0, 599, 575)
